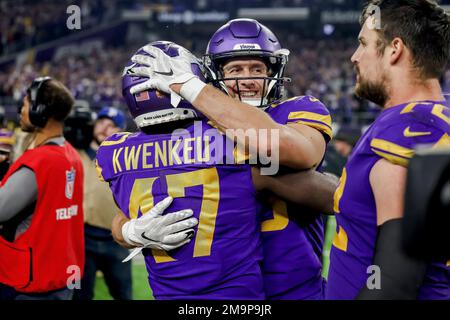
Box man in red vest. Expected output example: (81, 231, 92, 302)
(0, 77, 84, 300)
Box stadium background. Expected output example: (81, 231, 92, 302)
(0, 0, 449, 299)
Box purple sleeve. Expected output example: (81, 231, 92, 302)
(370, 121, 448, 167)
(270, 96, 333, 141)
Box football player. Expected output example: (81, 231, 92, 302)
(326, 0, 450, 299)
(130, 19, 333, 299)
(96, 41, 337, 299)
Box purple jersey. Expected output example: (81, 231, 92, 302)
(327, 101, 450, 300)
(96, 120, 264, 299)
(261, 95, 333, 299)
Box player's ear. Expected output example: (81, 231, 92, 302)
(389, 37, 404, 65)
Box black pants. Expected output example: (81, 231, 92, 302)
(72, 224, 132, 300)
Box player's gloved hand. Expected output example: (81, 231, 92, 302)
(121, 196, 198, 262)
(129, 44, 206, 106)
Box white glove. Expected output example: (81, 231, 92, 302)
(129, 44, 206, 106)
(121, 196, 198, 262)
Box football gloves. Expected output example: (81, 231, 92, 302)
(121, 196, 198, 262)
(129, 44, 206, 106)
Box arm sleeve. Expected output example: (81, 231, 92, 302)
(357, 218, 427, 300)
(262, 170, 338, 215)
(370, 121, 447, 168)
(0, 167, 38, 223)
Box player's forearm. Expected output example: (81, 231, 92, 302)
(259, 170, 338, 215)
(191, 85, 279, 131)
(111, 212, 135, 249)
(274, 124, 324, 169)
(174, 83, 320, 169)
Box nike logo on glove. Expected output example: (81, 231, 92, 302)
(154, 69, 174, 76)
(185, 230, 195, 239)
(141, 232, 159, 242)
(403, 126, 432, 137)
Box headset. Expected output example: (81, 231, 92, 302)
(26, 76, 52, 128)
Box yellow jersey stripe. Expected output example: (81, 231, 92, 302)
(100, 132, 132, 147)
(288, 111, 332, 127)
(291, 120, 333, 140)
(94, 159, 105, 182)
(332, 225, 348, 252)
(270, 97, 299, 108)
(433, 133, 450, 149)
(371, 138, 414, 158)
(371, 148, 410, 167)
(333, 167, 347, 214)
(431, 104, 450, 125)
(400, 102, 420, 114)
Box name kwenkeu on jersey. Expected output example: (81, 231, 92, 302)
(109, 121, 280, 175)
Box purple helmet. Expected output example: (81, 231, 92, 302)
(122, 41, 206, 128)
(203, 19, 290, 108)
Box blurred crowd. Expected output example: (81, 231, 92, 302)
(2, 0, 449, 56)
(0, 45, 132, 109)
(0, 0, 119, 56)
(1, 0, 449, 126)
(94, 0, 438, 11)
(283, 37, 377, 124)
(2, 32, 449, 126)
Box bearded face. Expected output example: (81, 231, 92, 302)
(355, 65, 390, 107)
(351, 16, 392, 108)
